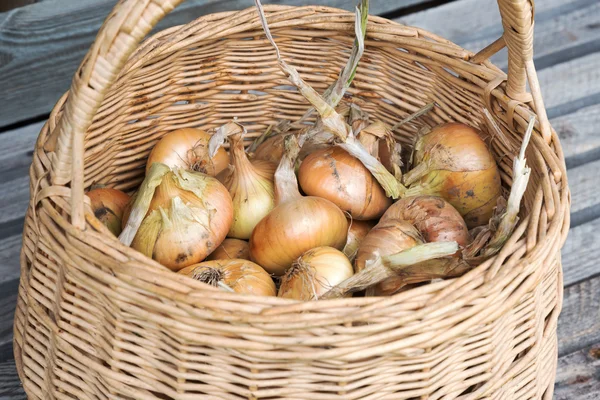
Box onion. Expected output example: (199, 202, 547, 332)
(356, 196, 470, 296)
(298, 146, 392, 220)
(146, 128, 230, 176)
(249, 135, 348, 275)
(403, 123, 501, 228)
(343, 220, 375, 261)
(355, 220, 422, 296)
(119, 163, 233, 271)
(87, 188, 130, 236)
(217, 131, 276, 239)
(279, 247, 354, 300)
(207, 238, 250, 261)
(179, 259, 275, 296)
(380, 196, 470, 246)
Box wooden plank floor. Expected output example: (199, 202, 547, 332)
(1, 0, 599, 398)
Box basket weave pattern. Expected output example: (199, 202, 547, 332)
(14, 1, 569, 399)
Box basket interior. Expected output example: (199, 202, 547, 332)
(82, 10, 534, 218)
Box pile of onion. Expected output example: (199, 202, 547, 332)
(87, 187, 130, 236)
(403, 123, 501, 228)
(119, 163, 233, 271)
(103, 0, 520, 303)
(179, 259, 275, 296)
(249, 135, 348, 275)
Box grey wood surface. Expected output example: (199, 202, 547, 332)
(555, 344, 600, 400)
(401, 0, 600, 70)
(1, 0, 600, 398)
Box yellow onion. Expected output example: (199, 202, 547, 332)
(298, 146, 392, 220)
(403, 123, 501, 228)
(87, 188, 130, 236)
(343, 220, 375, 261)
(356, 196, 469, 296)
(217, 132, 276, 239)
(279, 247, 354, 300)
(119, 163, 233, 271)
(249, 136, 348, 275)
(355, 220, 423, 296)
(146, 128, 230, 176)
(380, 196, 470, 247)
(207, 238, 250, 261)
(179, 259, 275, 296)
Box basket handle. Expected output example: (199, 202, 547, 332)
(45, 0, 549, 230)
(474, 0, 551, 142)
(46, 0, 188, 229)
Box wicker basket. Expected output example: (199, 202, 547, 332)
(14, 0, 569, 398)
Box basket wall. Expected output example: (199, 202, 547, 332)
(14, 5, 569, 400)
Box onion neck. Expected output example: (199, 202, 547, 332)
(229, 132, 257, 180)
(274, 135, 302, 205)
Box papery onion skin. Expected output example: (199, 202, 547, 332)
(298, 146, 392, 220)
(207, 238, 250, 261)
(87, 188, 130, 236)
(179, 259, 276, 296)
(355, 220, 422, 296)
(279, 246, 354, 300)
(381, 195, 470, 247)
(404, 123, 501, 228)
(146, 128, 230, 176)
(343, 219, 375, 261)
(131, 169, 233, 271)
(217, 132, 276, 239)
(249, 196, 348, 276)
(253, 134, 285, 164)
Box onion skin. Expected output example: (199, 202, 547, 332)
(217, 132, 276, 239)
(279, 246, 354, 300)
(129, 168, 233, 271)
(87, 188, 130, 236)
(249, 196, 348, 275)
(298, 146, 392, 220)
(404, 123, 501, 228)
(146, 128, 230, 176)
(343, 220, 375, 261)
(179, 259, 276, 296)
(253, 134, 285, 164)
(207, 239, 250, 261)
